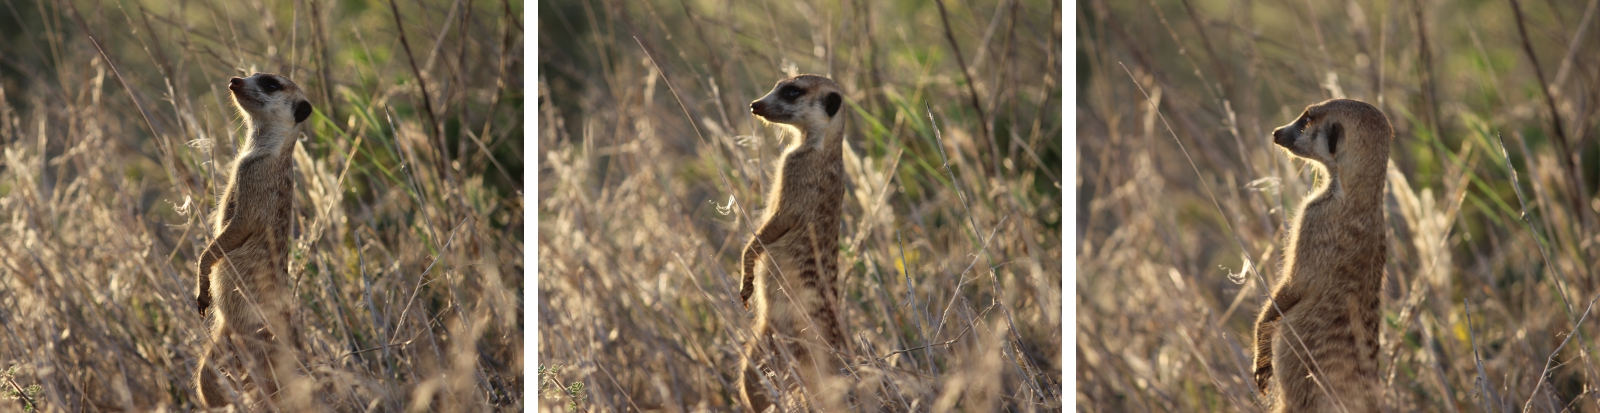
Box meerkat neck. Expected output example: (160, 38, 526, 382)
(242, 119, 296, 156)
(1316, 162, 1385, 208)
(803, 115, 847, 153)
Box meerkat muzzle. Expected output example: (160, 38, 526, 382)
(750, 100, 792, 121)
(1271, 125, 1294, 148)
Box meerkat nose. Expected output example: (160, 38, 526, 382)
(751, 101, 765, 113)
(228, 78, 245, 90)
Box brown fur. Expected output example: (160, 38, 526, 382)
(193, 72, 313, 409)
(737, 75, 852, 412)
(1253, 99, 1392, 412)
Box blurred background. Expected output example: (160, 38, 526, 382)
(0, 0, 523, 410)
(537, 0, 1062, 411)
(1077, 0, 1600, 411)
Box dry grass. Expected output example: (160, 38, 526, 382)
(0, 0, 523, 411)
(536, 0, 1062, 411)
(1078, 0, 1600, 411)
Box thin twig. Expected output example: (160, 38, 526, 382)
(387, 0, 451, 180)
(931, 0, 998, 177)
(1523, 294, 1600, 413)
(897, 229, 937, 375)
(878, 308, 981, 361)
(1507, 0, 1589, 228)
(1463, 298, 1499, 413)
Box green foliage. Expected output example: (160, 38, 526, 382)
(538, 364, 588, 412)
(0, 366, 40, 413)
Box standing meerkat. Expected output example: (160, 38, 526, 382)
(193, 72, 312, 408)
(1252, 98, 1392, 412)
(738, 74, 852, 412)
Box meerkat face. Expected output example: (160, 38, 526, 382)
(229, 73, 312, 125)
(1272, 99, 1390, 167)
(750, 75, 844, 129)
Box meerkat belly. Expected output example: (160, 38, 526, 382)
(754, 237, 830, 338)
(208, 166, 294, 334)
(209, 235, 292, 328)
(1271, 288, 1381, 410)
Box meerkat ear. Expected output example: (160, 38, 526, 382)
(824, 92, 842, 117)
(1327, 122, 1342, 155)
(294, 100, 313, 123)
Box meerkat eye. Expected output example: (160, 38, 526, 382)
(779, 86, 803, 100)
(260, 78, 281, 92)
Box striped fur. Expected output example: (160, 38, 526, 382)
(1254, 99, 1392, 412)
(738, 75, 852, 412)
(194, 72, 311, 409)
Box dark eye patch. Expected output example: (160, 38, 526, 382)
(260, 77, 282, 93)
(779, 85, 804, 100)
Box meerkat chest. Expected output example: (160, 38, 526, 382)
(1287, 201, 1387, 293)
(222, 152, 296, 244)
(774, 149, 845, 209)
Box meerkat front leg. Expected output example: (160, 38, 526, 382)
(741, 213, 796, 308)
(195, 225, 255, 315)
(1252, 286, 1300, 393)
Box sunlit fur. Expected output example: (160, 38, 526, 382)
(738, 74, 852, 412)
(193, 72, 314, 409)
(1254, 98, 1393, 412)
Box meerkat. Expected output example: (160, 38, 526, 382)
(738, 74, 852, 412)
(193, 72, 312, 408)
(1252, 98, 1392, 412)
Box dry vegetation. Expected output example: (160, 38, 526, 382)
(1078, 0, 1600, 411)
(0, 0, 523, 411)
(536, 0, 1062, 411)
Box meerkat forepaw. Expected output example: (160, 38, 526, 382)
(1253, 368, 1271, 393)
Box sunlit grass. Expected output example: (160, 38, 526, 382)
(537, 0, 1063, 411)
(1078, 0, 1600, 411)
(0, 0, 523, 410)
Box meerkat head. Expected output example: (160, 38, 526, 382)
(229, 72, 312, 131)
(1272, 99, 1392, 170)
(750, 75, 845, 146)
